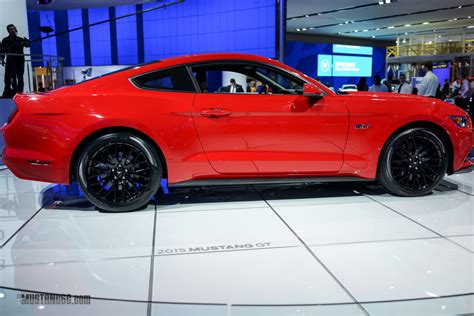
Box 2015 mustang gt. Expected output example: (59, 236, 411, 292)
(3, 53, 473, 212)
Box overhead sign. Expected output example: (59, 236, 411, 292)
(333, 44, 373, 55)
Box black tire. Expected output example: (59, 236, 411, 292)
(77, 133, 162, 212)
(378, 128, 448, 197)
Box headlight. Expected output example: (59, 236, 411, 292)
(449, 116, 470, 128)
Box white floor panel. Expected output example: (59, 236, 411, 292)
(447, 235, 474, 252)
(229, 304, 366, 315)
(152, 247, 356, 305)
(0, 169, 52, 195)
(0, 193, 44, 247)
(445, 171, 474, 195)
(154, 207, 301, 255)
(151, 303, 226, 316)
(1, 210, 155, 266)
(0, 288, 148, 316)
(274, 201, 437, 246)
(312, 238, 474, 302)
(368, 192, 474, 236)
(0, 256, 151, 301)
(363, 294, 474, 316)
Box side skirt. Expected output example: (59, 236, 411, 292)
(168, 177, 373, 188)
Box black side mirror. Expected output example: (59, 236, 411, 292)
(303, 83, 323, 99)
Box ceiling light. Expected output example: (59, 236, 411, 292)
(296, 28, 301, 31)
(467, 25, 474, 28)
(427, 41, 432, 44)
(405, 24, 411, 27)
(438, 35, 442, 38)
(404, 32, 408, 35)
(302, 28, 307, 31)
(376, 28, 380, 30)
(458, 5, 462, 9)
(318, 13, 322, 16)
(345, 21, 349, 24)
(449, 39, 452, 42)
(363, 29, 368, 32)
(354, 30, 359, 32)
(423, 22, 430, 25)
(402, 39, 407, 43)
(468, 16, 472, 19)
(372, 36, 376, 38)
(388, 26, 395, 29)
(378, 1, 384, 4)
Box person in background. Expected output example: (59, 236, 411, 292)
(224, 78, 243, 93)
(369, 75, 388, 92)
(37, 81, 46, 92)
(0, 24, 30, 96)
(397, 74, 412, 94)
(357, 77, 368, 91)
(246, 80, 257, 93)
(456, 74, 472, 108)
(417, 62, 439, 98)
(384, 75, 393, 92)
(441, 79, 450, 98)
(452, 77, 462, 96)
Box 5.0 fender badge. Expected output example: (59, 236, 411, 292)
(355, 124, 371, 129)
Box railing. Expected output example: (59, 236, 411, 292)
(0, 53, 65, 93)
(386, 40, 474, 58)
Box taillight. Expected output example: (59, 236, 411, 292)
(7, 107, 18, 124)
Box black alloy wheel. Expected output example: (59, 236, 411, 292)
(378, 128, 448, 197)
(77, 133, 161, 212)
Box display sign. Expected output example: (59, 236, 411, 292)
(332, 55, 373, 77)
(318, 54, 372, 77)
(333, 44, 373, 55)
(317, 54, 333, 76)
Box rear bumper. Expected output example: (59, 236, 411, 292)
(2, 116, 72, 185)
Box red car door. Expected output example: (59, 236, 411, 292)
(192, 92, 349, 175)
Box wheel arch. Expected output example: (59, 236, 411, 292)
(70, 126, 168, 182)
(378, 120, 454, 176)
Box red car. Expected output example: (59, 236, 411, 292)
(3, 53, 473, 212)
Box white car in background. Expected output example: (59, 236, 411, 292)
(339, 84, 358, 92)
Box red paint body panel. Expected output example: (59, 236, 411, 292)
(2, 53, 472, 185)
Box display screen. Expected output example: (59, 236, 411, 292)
(333, 44, 373, 55)
(332, 55, 373, 77)
(318, 54, 372, 77)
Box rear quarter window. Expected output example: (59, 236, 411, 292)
(132, 67, 196, 92)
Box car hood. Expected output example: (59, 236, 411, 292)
(340, 91, 468, 117)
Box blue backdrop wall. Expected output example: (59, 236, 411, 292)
(28, 0, 277, 67)
(284, 40, 386, 90)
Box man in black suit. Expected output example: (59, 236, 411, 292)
(224, 78, 244, 93)
(1, 24, 30, 96)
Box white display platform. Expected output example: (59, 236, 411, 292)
(0, 167, 473, 315)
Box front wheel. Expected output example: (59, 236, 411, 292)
(378, 128, 448, 197)
(77, 133, 162, 212)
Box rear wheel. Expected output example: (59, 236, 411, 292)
(77, 133, 161, 212)
(378, 128, 448, 197)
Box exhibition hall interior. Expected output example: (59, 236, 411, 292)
(0, 0, 473, 315)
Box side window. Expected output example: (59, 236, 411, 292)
(191, 63, 306, 95)
(132, 67, 196, 92)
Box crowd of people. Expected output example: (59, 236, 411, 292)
(347, 62, 473, 111)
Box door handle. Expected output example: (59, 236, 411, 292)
(200, 108, 232, 118)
